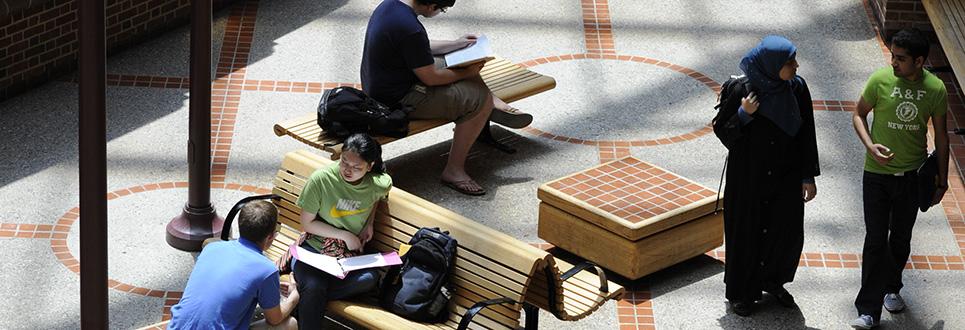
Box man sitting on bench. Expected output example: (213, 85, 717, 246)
(168, 201, 299, 329)
(361, 0, 530, 196)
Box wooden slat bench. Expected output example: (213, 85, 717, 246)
(923, 0, 965, 89)
(273, 58, 556, 160)
(271, 150, 622, 328)
(140, 150, 622, 329)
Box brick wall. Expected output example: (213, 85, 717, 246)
(0, 0, 236, 101)
(868, 0, 935, 40)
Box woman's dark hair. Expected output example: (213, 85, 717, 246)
(890, 28, 929, 61)
(343, 133, 385, 174)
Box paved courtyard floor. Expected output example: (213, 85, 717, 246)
(2, 0, 965, 329)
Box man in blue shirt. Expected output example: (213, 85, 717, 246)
(169, 201, 299, 329)
(361, 0, 531, 196)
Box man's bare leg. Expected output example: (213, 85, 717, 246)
(441, 93, 494, 194)
(466, 74, 531, 128)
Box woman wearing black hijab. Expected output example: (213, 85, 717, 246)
(714, 36, 821, 317)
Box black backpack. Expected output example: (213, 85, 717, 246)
(317, 87, 411, 139)
(712, 75, 753, 148)
(380, 227, 458, 323)
(711, 75, 754, 211)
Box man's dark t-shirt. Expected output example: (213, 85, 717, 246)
(361, 0, 435, 105)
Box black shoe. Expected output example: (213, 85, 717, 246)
(730, 300, 754, 317)
(765, 286, 797, 308)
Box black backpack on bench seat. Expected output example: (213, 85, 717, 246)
(380, 227, 458, 323)
(317, 86, 412, 140)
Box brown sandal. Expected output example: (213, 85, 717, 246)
(441, 179, 487, 196)
(490, 106, 533, 129)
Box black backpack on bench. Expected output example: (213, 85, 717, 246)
(380, 227, 458, 323)
(317, 86, 412, 139)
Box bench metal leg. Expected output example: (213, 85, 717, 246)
(477, 121, 517, 154)
(524, 303, 539, 330)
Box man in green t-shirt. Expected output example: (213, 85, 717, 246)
(849, 28, 949, 329)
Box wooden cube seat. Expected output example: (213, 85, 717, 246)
(537, 157, 724, 280)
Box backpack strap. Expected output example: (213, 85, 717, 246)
(715, 154, 727, 213)
(221, 194, 280, 241)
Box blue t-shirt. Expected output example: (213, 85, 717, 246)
(360, 0, 435, 105)
(168, 239, 280, 330)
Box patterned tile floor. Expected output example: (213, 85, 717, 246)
(2, 0, 965, 328)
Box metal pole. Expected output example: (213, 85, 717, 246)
(78, 0, 108, 327)
(166, 0, 223, 251)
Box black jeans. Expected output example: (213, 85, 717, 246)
(854, 171, 919, 320)
(293, 245, 380, 329)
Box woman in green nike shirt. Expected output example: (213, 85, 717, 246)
(290, 133, 393, 329)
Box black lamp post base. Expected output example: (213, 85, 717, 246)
(166, 203, 224, 251)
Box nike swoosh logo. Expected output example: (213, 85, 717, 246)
(329, 206, 369, 218)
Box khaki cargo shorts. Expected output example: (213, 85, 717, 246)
(399, 57, 489, 124)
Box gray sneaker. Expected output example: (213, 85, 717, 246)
(490, 107, 533, 129)
(850, 314, 878, 329)
(884, 293, 906, 313)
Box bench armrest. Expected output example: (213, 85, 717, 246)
(560, 261, 609, 293)
(456, 297, 517, 330)
(221, 194, 280, 241)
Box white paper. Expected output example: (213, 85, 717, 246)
(339, 252, 402, 273)
(293, 246, 347, 278)
(444, 35, 494, 68)
(292, 246, 402, 279)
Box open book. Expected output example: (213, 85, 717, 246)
(444, 35, 494, 69)
(290, 245, 402, 279)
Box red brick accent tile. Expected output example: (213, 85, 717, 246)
(103, 75, 190, 89)
(813, 100, 857, 112)
(599, 146, 632, 164)
(617, 289, 654, 329)
(207, 0, 262, 183)
(581, 0, 616, 54)
(115, 283, 134, 292)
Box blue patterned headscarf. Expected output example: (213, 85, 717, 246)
(739, 35, 801, 136)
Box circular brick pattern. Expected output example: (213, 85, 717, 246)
(516, 53, 721, 146)
(50, 182, 272, 298)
